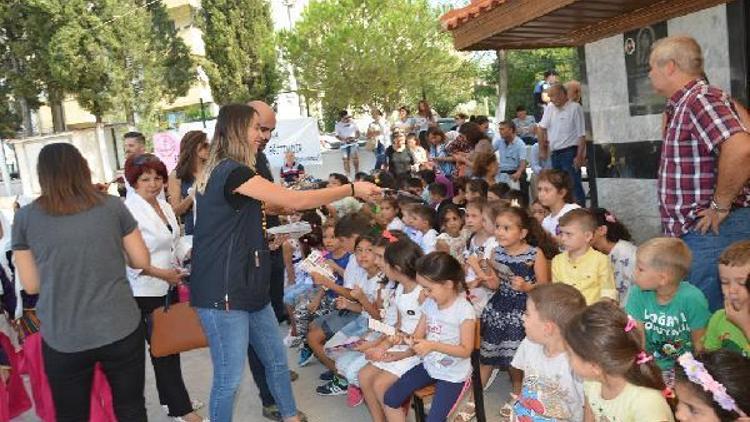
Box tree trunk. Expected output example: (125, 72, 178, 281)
(495, 49, 508, 123)
(126, 109, 136, 126)
(50, 100, 66, 133)
(18, 98, 33, 137)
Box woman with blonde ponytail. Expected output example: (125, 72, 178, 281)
(190, 104, 380, 422)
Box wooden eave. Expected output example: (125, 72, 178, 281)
(442, 0, 733, 51)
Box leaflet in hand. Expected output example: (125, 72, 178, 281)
(299, 249, 335, 281)
(368, 318, 396, 336)
(266, 221, 312, 239)
(491, 261, 516, 283)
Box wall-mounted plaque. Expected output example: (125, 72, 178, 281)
(624, 22, 668, 116)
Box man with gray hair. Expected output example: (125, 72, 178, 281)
(649, 35, 750, 311)
(538, 83, 587, 204)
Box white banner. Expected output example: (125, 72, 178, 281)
(174, 117, 321, 169)
(264, 117, 322, 168)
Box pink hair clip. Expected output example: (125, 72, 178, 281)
(604, 212, 617, 224)
(382, 230, 398, 244)
(624, 315, 637, 333)
(636, 351, 653, 365)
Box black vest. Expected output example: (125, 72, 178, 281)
(190, 159, 270, 311)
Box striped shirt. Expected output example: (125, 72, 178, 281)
(659, 79, 749, 237)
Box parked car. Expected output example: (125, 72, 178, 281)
(320, 134, 341, 150)
(437, 117, 457, 133)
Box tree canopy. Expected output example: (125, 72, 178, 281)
(199, 0, 282, 105)
(280, 0, 478, 118)
(0, 0, 194, 133)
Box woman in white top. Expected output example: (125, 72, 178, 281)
(124, 154, 205, 422)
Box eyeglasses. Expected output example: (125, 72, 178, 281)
(132, 154, 159, 166)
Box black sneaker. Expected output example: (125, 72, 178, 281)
(319, 369, 334, 381)
(316, 375, 349, 396)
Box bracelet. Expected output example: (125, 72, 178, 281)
(710, 199, 731, 213)
(349, 182, 355, 197)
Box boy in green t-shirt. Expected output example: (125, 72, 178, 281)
(702, 240, 750, 356)
(625, 238, 711, 385)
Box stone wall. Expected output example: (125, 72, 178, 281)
(582, 4, 741, 243)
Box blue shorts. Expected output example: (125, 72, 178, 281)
(315, 310, 358, 339)
(340, 142, 359, 159)
(283, 283, 315, 306)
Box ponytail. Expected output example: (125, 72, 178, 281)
(564, 302, 666, 392)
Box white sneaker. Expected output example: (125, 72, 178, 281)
(162, 400, 205, 415)
(173, 416, 209, 422)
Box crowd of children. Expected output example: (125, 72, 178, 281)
(2, 160, 748, 421)
(272, 165, 748, 422)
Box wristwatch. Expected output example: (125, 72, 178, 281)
(709, 199, 731, 213)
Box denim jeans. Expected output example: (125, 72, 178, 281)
(374, 141, 387, 170)
(551, 146, 586, 205)
(197, 304, 297, 421)
(681, 207, 750, 311)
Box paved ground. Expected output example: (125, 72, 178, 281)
(15, 150, 513, 421)
(15, 322, 512, 422)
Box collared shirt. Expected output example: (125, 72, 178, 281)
(659, 79, 749, 237)
(512, 115, 537, 138)
(552, 247, 616, 305)
(492, 135, 527, 173)
(429, 143, 455, 176)
(538, 101, 585, 151)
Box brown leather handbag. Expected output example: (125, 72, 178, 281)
(150, 289, 207, 357)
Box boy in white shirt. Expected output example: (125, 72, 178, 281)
(509, 284, 586, 421)
(407, 204, 438, 254)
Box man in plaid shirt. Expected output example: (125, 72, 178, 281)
(650, 36, 750, 311)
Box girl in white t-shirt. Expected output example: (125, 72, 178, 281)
(564, 302, 673, 422)
(383, 252, 476, 422)
(462, 199, 497, 314)
(377, 197, 405, 232)
(591, 208, 638, 306)
(435, 204, 471, 261)
(537, 169, 580, 240)
(359, 236, 425, 422)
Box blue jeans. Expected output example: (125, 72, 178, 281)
(197, 305, 297, 421)
(681, 207, 750, 311)
(551, 146, 586, 205)
(375, 141, 387, 170)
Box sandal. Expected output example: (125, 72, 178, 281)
(452, 400, 476, 422)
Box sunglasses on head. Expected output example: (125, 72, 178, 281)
(132, 154, 158, 166)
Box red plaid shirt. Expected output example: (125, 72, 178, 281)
(659, 79, 749, 237)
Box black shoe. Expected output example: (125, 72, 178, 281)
(319, 369, 334, 381)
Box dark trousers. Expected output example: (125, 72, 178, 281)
(42, 324, 148, 422)
(248, 342, 276, 407)
(551, 146, 586, 206)
(137, 295, 192, 417)
(269, 251, 286, 322)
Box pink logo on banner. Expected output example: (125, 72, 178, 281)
(153, 131, 181, 173)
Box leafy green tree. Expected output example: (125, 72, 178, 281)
(199, 0, 282, 105)
(478, 48, 580, 118)
(1, 0, 193, 130)
(280, 0, 477, 118)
